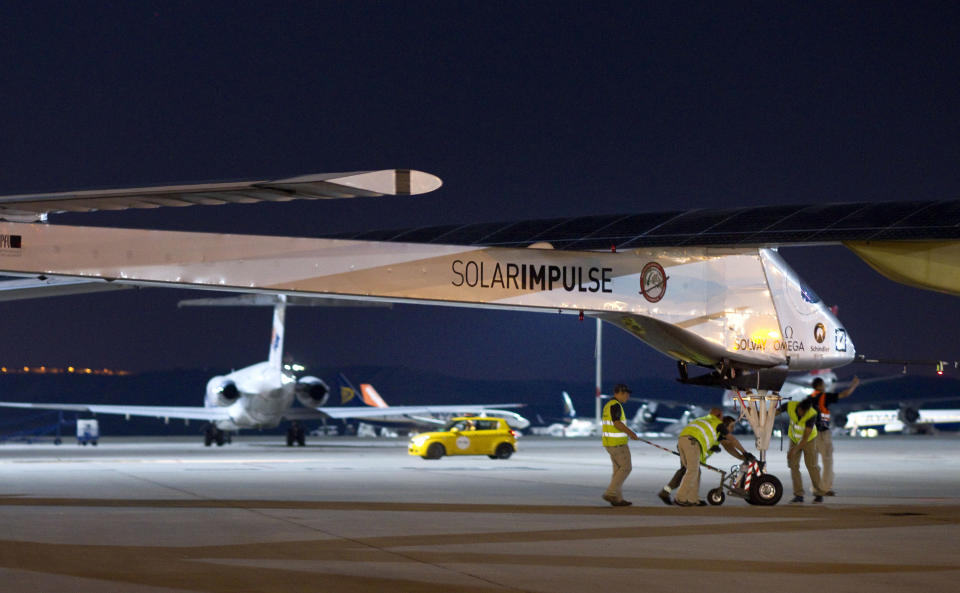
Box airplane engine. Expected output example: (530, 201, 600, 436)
(637, 402, 659, 425)
(206, 377, 240, 407)
(832, 411, 847, 430)
(898, 406, 920, 426)
(295, 376, 330, 408)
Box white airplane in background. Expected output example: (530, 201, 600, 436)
(844, 407, 960, 436)
(0, 294, 526, 445)
(530, 392, 597, 437)
(338, 379, 529, 434)
(0, 169, 958, 463)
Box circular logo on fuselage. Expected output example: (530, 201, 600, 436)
(814, 322, 826, 343)
(639, 262, 668, 303)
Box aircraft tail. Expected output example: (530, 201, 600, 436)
(337, 373, 359, 404)
(359, 384, 389, 408)
(562, 391, 576, 419)
(267, 295, 287, 374)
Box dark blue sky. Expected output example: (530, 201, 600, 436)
(0, 3, 958, 386)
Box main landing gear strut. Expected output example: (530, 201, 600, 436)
(204, 424, 232, 447)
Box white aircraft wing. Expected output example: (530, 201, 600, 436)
(0, 401, 231, 422)
(317, 403, 524, 420)
(0, 169, 441, 221)
(0, 276, 130, 301)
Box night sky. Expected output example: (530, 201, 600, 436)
(1, 3, 958, 389)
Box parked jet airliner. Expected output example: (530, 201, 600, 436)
(0, 293, 524, 445)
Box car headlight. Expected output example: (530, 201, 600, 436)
(411, 435, 429, 446)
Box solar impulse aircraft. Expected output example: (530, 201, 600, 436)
(0, 169, 956, 485)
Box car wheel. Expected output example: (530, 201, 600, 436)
(426, 442, 445, 460)
(494, 443, 514, 459)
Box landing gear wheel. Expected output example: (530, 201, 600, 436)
(494, 443, 514, 459)
(424, 442, 445, 460)
(287, 424, 306, 446)
(749, 474, 783, 506)
(707, 487, 725, 506)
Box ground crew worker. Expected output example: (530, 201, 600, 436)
(657, 411, 750, 505)
(601, 384, 640, 506)
(779, 398, 826, 503)
(806, 376, 860, 496)
(664, 408, 750, 506)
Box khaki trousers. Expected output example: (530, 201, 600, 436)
(676, 436, 702, 504)
(603, 444, 632, 501)
(815, 430, 834, 491)
(788, 439, 825, 496)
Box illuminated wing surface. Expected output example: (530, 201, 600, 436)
(0, 401, 231, 422)
(0, 169, 442, 221)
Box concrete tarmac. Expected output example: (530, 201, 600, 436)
(0, 434, 958, 593)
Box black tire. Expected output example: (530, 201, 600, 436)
(749, 474, 783, 506)
(54, 438, 62, 446)
(488, 455, 498, 459)
(92, 441, 98, 446)
(204, 433, 213, 447)
(425, 442, 445, 460)
(215, 431, 225, 447)
(707, 487, 725, 506)
(494, 443, 514, 459)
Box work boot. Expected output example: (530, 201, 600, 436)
(612, 499, 632, 507)
(789, 495, 804, 504)
(825, 490, 836, 496)
(657, 489, 673, 506)
(675, 499, 707, 507)
(813, 495, 824, 503)
(601, 494, 619, 506)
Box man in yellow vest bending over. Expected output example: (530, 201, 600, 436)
(659, 409, 749, 506)
(601, 384, 640, 506)
(672, 408, 750, 506)
(778, 398, 826, 503)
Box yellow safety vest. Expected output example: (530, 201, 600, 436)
(601, 399, 628, 446)
(679, 415, 723, 463)
(787, 400, 819, 444)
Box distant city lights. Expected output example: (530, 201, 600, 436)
(0, 366, 131, 376)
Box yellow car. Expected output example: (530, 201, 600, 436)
(408, 417, 518, 460)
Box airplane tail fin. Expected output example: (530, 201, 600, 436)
(359, 384, 389, 408)
(562, 391, 576, 419)
(337, 373, 359, 405)
(267, 295, 287, 374)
